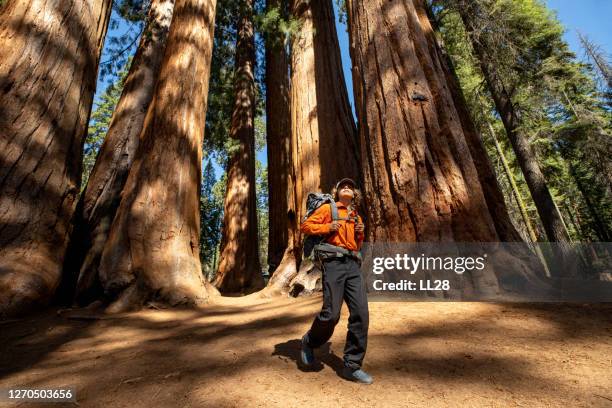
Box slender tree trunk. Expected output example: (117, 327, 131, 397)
(455, 3, 571, 246)
(265, 0, 360, 295)
(213, 0, 264, 294)
(60, 0, 175, 306)
(487, 123, 539, 244)
(487, 122, 552, 277)
(97, 0, 218, 312)
(264, 0, 292, 276)
(0, 0, 112, 316)
(578, 33, 612, 89)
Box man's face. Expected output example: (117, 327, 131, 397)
(338, 183, 354, 200)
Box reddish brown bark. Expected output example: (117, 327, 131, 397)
(346, 0, 548, 293)
(214, 0, 264, 294)
(97, 0, 218, 312)
(265, 0, 360, 294)
(421, 4, 523, 242)
(264, 0, 292, 276)
(291, 0, 361, 223)
(0, 0, 112, 316)
(61, 0, 175, 306)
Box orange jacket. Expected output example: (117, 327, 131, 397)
(300, 202, 364, 251)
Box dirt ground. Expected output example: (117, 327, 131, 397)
(0, 294, 611, 408)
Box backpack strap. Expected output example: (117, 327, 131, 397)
(329, 200, 339, 221)
(330, 201, 359, 222)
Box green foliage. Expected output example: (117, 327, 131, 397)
(82, 59, 131, 189)
(433, 0, 612, 243)
(256, 3, 299, 50)
(115, 0, 150, 22)
(205, 0, 271, 165)
(334, 0, 348, 25)
(99, 1, 148, 81)
(204, 0, 238, 160)
(200, 159, 224, 278)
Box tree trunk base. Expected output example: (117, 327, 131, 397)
(288, 258, 322, 297)
(263, 246, 299, 296)
(99, 277, 220, 314)
(0, 266, 58, 318)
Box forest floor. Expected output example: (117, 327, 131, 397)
(0, 294, 611, 408)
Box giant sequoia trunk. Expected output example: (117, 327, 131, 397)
(266, 0, 360, 294)
(96, 0, 218, 312)
(346, 0, 548, 293)
(214, 0, 264, 294)
(264, 0, 292, 277)
(454, 2, 570, 246)
(347, 0, 497, 242)
(423, 6, 523, 242)
(0, 0, 112, 316)
(61, 0, 175, 306)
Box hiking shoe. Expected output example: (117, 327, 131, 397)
(342, 367, 373, 384)
(300, 334, 315, 366)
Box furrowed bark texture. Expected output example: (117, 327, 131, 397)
(63, 0, 175, 306)
(347, 0, 549, 293)
(264, 0, 292, 277)
(97, 0, 218, 311)
(264, 0, 360, 295)
(0, 0, 112, 316)
(291, 0, 361, 223)
(347, 0, 497, 243)
(214, 0, 264, 294)
(421, 5, 523, 242)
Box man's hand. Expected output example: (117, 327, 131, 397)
(329, 221, 341, 232)
(355, 222, 365, 233)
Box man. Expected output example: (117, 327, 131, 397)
(299, 178, 373, 385)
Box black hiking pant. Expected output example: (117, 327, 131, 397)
(304, 256, 369, 370)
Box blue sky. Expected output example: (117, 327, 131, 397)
(545, 0, 612, 55)
(95, 1, 611, 178)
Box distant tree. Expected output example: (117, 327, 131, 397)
(200, 159, 223, 279)
(99, 0, 150, 81)
(261, 0, 293, 276)
(447, 0, 572, 249)
(82, 62, 131, 189)
(266, 0, 360, 295)
(214, 0, 265, 293)
(256, 160, 269, 273)
(578, 32, 612, 94)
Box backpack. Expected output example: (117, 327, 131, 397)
(301, 192, 359, 261)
